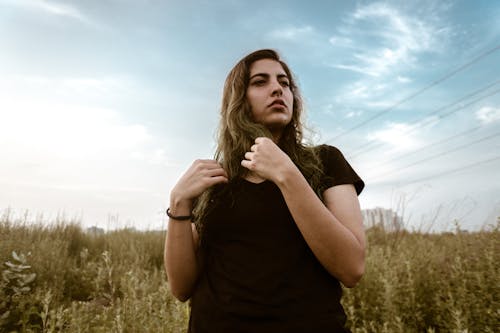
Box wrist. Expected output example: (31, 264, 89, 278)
(275, 162, 301, 187)
(166, 208, 192, 221)
(169, 195, 193, 216)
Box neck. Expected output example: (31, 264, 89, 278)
(270, 129, 283, 144)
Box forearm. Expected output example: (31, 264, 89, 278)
(164, 200, 199, 302)
(275, 167, 365, 287)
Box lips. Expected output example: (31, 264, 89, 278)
(269, 99, 286, 108)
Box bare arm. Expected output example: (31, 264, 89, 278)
(164, 160, 227, 301)
(164, 201, 199, 302)
(276, 170, 365, 287)
(242, 138, 365, 287)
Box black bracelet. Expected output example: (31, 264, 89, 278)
(166, 208, 192, 221)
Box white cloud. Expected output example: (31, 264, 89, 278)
(6, 75, 134, 103)
(0, 100, 151, 159)
(333, 64, 378, 77)
(397, 76, 412, 83)
(1, 0, 94, 25)
(326, 3, 451, 112)
(328, 35, 353, 47)
(345, 110, 363, 119)
(335, 80, 394, 106)
(268, 25, 314, 40)
(475, 106, 500, 124)
(0, 74, 165, 183)
(367, 122, 422, 151)
(130, 149, 181, 167)
(330, 2, 448, 77)
(62, 78, 125, 94)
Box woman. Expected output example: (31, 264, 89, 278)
(165, 49, 365, 332)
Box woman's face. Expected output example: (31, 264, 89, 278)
(246, 59, 294, 135)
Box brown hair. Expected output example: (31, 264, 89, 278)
(193, 49, 325, 231)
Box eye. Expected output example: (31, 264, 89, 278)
(280, 80, 290, 87)
(251, 79, 266, 86)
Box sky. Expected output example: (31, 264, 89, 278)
(1, 0, 499, 232)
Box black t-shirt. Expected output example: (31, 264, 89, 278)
(188, 145, 364, 333)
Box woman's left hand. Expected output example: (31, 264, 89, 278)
(241, 137, 296, 183)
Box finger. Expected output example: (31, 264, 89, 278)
(205, 168, 227, 178)
(250, 144, 258, 152)
(204, 160, 225, 169)
(206, 175, 228, 187)
(241, 159, 253, 170)
(193, 159, 217, 165)
(193, 159, 222, 170)
(244, 152, 254, 160)
(255, 137, 265, 144)
(213, 165, 229, 178)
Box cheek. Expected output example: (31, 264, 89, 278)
(247, 91, 264, 111)
(288, 93, 294, 110)
(245, 93, 259, 119)
(246, 90, 256, 105)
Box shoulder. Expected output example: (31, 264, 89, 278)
(315, 144, 365, 196)
(315, 144, 346, 165)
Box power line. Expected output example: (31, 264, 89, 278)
(349, 86, 500, 158)
(325, 44, 500, 143)
(366, 131, 500, 182)
(348, 80, 499, 157)
(368, 123, 487, 169)
(397, 155, 500, 186)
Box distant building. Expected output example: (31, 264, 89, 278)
(362, 207, 403, 231)
(86, 226, 105, 235)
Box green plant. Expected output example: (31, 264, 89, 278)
(1, 213, 498, 332)
(1, 251, 41, 332)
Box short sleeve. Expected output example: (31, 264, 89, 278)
(318, 144, 365, 196)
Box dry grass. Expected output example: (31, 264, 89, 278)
(343, 223, 499, 332)
(1, 212, 498, 332)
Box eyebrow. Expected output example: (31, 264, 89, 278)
(249, 73, 289, 80)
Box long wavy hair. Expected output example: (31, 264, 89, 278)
(193, 49, 326, 232)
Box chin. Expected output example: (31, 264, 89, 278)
(264, 120, 291, 132)
(265, 114, 292, 125)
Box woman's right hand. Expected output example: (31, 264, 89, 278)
(170, 159, 228, 210)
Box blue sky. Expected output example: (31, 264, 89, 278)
(1, 0, 499, 231)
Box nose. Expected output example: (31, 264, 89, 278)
(271, 80, 283, 97)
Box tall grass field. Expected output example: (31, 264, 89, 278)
(1, 212, 498, 332)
